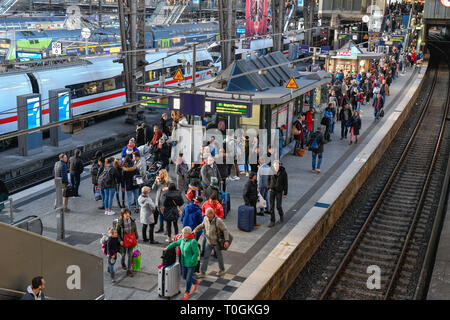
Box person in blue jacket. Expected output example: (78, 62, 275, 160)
(121, 138, 139, 163)
(181, 196, 204, 241)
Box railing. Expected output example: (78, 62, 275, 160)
(147, 1, 166, 24)
(0, 0, 19, 15)
(0, 197, 13, 224)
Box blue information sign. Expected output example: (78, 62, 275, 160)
(320, 46, 330, 54)
(300, 45, 309, 54)
(58, 91, 71, 121)
(26, 96, 41, 129)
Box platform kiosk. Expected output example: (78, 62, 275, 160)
(49, 88, 72, 147)
(17, 93, 43, 156)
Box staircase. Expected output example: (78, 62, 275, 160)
(0, 0, 19, 15)
(284, 5, 295, 32)
(149, 4, 186, 25)
(167, 4, 186, 25)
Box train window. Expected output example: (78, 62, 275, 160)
(101, 78, 116, 91)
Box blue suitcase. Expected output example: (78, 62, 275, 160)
(238, 205, 254, 232)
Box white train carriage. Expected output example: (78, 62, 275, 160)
(0, 48, 214, 136)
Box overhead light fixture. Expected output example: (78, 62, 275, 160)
(258, 70, 267, 75)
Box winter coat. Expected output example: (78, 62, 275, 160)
(116, 217, 138, 255)
(307, 130, 325, 154)
(68, 156, 84, 175)
(54, 160, 69, 185)
(201, 199, 224, 219)
(121, 144, 139, 160)
(340, 108, 353, 125)
(185, 186, 202, 202)
(161, 190, 184, 222)
(194, 215, 230, 246)
(167, 235, 199, 268)
(136, 126, 146, 146)
(305, 111, 314, 132)
(106, 237, 120, 256)
(151, 143, 171, 168)
(152, 180, 169, 208)
(134, 159, 146, 178)
(181, 202, 204, 237)
(268, 165, 288, 196)
(372, 96, 385, 110)
(20, 286, 45, 300)
(186, 165, 201, 183)
(200, 163, 221, 189)
(292, 120, 303, 141)
(122, 165, 138, 191)
(257, 163, 271, 189)
(138, 194, 156, 225)
(351, 116, 362, 136)
(243, 179, 258, 206)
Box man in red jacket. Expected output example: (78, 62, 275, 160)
(201, 191, 224, 219)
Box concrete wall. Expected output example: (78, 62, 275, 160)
(0, 222, 103, 300)
(230, 61, 430, 300)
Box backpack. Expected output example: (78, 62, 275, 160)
(309, 134, 319, 150)
(98, 167, 114, 189)
(90, 163, 99, 184)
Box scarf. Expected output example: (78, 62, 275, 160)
(124, 218, 132, 234)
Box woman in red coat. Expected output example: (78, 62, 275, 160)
(305, 108, 315, 139)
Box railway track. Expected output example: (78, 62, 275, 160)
(316, 60, 450, 300)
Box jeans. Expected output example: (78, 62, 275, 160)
(121, 246, 133, 271)
(104, 188, 115, 210)
(126, 189, 140, 209)
(357, 101, 362, 112)
(259, 186, 270, 212)
(341, 122, 349, 138)
(330, 121, 335, 134)
(374, 108, 381, 119)
(70, 172, 81, 196)
(200, 242, 224, 274)
(312, 152, 323, 171)
(269, 190, 284, 222)
(100, 188, 106, 208)
(181, 265, 197, 293)
(108, 255, 116, 274)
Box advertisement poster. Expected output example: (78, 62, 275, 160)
(245, 0, 269, 38)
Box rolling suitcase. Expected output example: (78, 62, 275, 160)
(158, 262, 181, 299)
(238, 205, 254, 232)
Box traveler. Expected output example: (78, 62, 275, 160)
(193, 207, 231, 278)
(121, 138, 139, 163)
(150, 125, 163, 147)
(152, 169, 170, 234)
(99, 157, 121, 216)
(243, 135, 250, 175)
(349, 111, 362, 145)
(322, 103, 334, 141)
(160, 113, 171, 137)
(138, 186, 159, 244)
(292, 115, 305, 155)
(307, 127, 325, 173)
(215, 148, 229, 192)
(122, 156, 140, 211)
(106, 227, 120, 283)
(160, 183, 184, 243)
(267, 160, 288, 228)
(305, 107, 315, 139)
(90, 151, 103, 199)
(200, 156, 221, 195)
(186, 163, 202, 186)
(113, 159, 126, 209)
(68, 149, 83, 197)
(96, 157, 105, 210)
(243, 172, 261, 227)
(53, 153, 70, 212)
(166, 226, 200, 300)
(257, 156, 271, 215)
(201, 191, 224, 219)
(117, 208, 139, 277)
(20, 276, 46, 300)
(132, 151, 146, 179)
(373, 93, 384, 120)
(151, 138, 171, 171)
(176, 153, 188, 193)
(185, 180, 202, 203)
(340, 103, 353, 140)
(181, 196, 204, 241)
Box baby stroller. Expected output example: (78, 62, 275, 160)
(146, 160, 164, 187)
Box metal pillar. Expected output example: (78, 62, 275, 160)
(271, 0, 285, 52)
(218, 0, 236, 71)
(117, 0, 146, 124)
(55, 178, 65, 240)
(303, 0, 313, 45)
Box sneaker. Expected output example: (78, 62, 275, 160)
(196, 273, 206, 278)
(216, 270, 226, 277)
(316, 169, 321, 173)
(127, 270, 133, 277)
(192, 279, 200, 293)
(234, 176, 240, 180)
(109, 211, 116, 216)
(182, 291, 190, 300)
(104, 211, 109, 215)
(312, 169, 316, 173)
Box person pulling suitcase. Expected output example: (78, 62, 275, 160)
(243, 172, 261, 227)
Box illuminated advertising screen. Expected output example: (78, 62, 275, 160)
(245, 0, 269, 38)
(26, 96, 41, 129)
(214, 101, 252, 117)
(138, 94, 170, 109)
(58, 91, 71, 121)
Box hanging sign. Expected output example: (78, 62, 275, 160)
(285, 77, 299, 89)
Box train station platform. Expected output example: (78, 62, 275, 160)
(0, 110, 164, 193)
(1, 64, 426, 300)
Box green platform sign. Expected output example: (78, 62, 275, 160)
(214, 101, 252, 117)
(138, 94, 170, 109)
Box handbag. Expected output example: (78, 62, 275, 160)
(63, 185, 76, 197)
(296, 148, 306, 157)
(214, 219, 233, 251)
(292, 123, 300, 135)
(133, 175, 144, 187)
(256, 193, 267, 209)
(123, 232, 137, 248)
(380, 109, 385, 117)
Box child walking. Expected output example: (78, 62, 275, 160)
(106, 227, 120, 282)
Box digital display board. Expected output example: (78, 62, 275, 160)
(26, 96, 41, 129)
(138, 94, 170, 109)
(58, 91, 71, 121)
(180, 93, 205, 116)
(214, 101, 252, 117)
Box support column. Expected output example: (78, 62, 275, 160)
(271, 0, 285, 52)
(218, 0, 236, 70)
